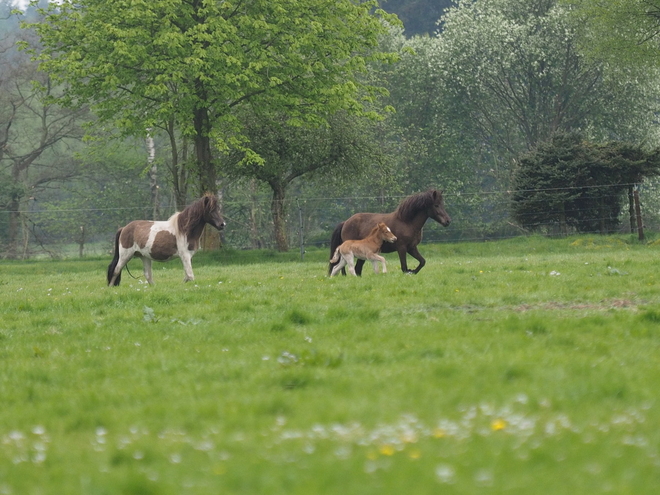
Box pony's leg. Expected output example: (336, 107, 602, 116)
(142, 258, 154, 285)
(397, 246, 411, 273)
(109, 249, 133, 286)
(369, 254, 387, 274)
(354, 258, 366, 276)
(330, 257, 347, 277)
(181, 252, 195, 282)
(407, 245, 426, 274)
(345, 253, 358, 276)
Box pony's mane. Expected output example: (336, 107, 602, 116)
(395, 190, 438, 222)
(177, 193, 217, 237)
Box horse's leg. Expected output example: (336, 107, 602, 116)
(345, 253, 358, 276)
(407, 245, 426, 274)
(397, 246, 411, 273)
(181, 251, 195, 282)
(330, 257, 347, 277)
(109, 249, 133, 286)
(142, 258, 154, 285)
(369, 254, 387, 274)
(354, 258, 366, 276)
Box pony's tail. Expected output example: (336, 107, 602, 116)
(107, 228, 122, 286)
(329, 247, 340, 264)
(328, 222, 344, 275)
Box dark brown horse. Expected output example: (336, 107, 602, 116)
(107, 194, 226, 286)
(328, 190, 451, 275)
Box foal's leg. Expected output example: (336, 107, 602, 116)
(180, 251, 195, 282)
(344, 253, 358, 276)
(142, 258, 154, 285)
(330, 257, 347, 277)
(368, 254, 387, 274)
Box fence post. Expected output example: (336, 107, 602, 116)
(634, 185, 644, 241)
(297, 198, 304, 261)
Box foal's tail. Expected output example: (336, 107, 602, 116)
(329, 247, 340, 264)
(107, 228, 123, 286)
(328, 222, 344, 275)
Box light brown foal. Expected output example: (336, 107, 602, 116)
(329, 222, 397, 277)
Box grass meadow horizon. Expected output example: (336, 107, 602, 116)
(2, 235, 660, 493)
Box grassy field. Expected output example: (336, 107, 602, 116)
(2, 235, 660, 494)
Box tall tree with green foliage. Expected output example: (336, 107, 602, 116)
(511, 133, 660, 234)
(24, 0, 399, 197)
(432, 0, 660, 183)
(220, 111, 385, 251)
(565, 0, 660, 65)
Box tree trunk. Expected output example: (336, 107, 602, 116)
(146, 131, 160, 220)
(628, 186, 636, 233)
(193, 106, 222, 250)
(634, 186, 644, 242)
(249, 179, 263, 249)
(6, 195, 21, 259)
(166, 118, 188, 210)
(193, 107, 217, 196)
(270, 182, 289, 252)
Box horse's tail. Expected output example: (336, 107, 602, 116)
(328, 222, 344, 275)
(107, 228, 122, 286)
(329, 247, 341, 264)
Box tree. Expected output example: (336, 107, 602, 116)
(511, 133, 660, 234)
(220, 111, 385, 251)
(565, 0, 660, 66)
(24, 0, 400, 198)
(432, 0, 660, 182)
(1, 4, 87, 258)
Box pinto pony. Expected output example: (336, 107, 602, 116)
(107, 194, 226, 286)
(329, 222, 397, 277)
(329, 189, 451, 276)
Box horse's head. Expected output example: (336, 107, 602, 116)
(429, 190, 451, 227)
(202, 194, 227, 231)
(377, 222, 397, 243)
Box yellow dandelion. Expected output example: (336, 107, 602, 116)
(454, 289, 460, 292)
(408, 449, 421, 460)
(491, 418, 507, 431)
(432, 428, 446, 438)
(366, 450, 378, 460)
(379, 444, 395, 456)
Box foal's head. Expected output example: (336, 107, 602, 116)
(375, 222, 397, 244)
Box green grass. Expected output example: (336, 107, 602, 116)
(2, 236, 660, 494)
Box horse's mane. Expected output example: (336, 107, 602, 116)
(177, 193, 217, 237)
(395, 190, 438, 222)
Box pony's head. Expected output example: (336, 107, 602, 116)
(201, 193, 226, 231)
(428, 190, 451, 227)
(376, 222, 397, 243)
(178, 193, 226, 236)
(396, 189, 451, 227)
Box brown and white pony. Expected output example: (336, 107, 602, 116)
(329, 189, 451, 275)
(329, 222, 397, 277)
(107, 194, 226, 286)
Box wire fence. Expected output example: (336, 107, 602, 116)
(1, 184, 659, 259)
